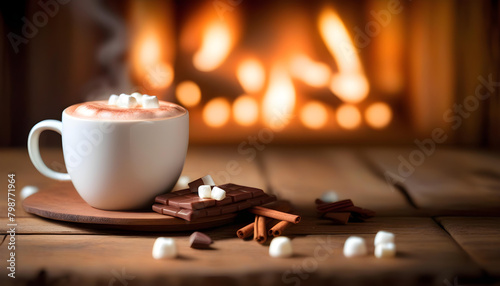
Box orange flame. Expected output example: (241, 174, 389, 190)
(130, 1, 173, 92)
(193, 21, 233, 72)
(290, 55, 331, 88)
(319, 8, 369, 103)
(236, 59, 266, 93)
(262, 65, 296, 129)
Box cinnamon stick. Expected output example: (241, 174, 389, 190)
(249, 206, 301, 224)
(269, 221, 292, 237)
(254, 215, 267, 244)
(237, 222, 255, 239)
(323, 212, 351, 224)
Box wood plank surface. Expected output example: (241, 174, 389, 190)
(436, 217, 500, 277)
(0, 217, 483, 286)
(363, 147, 500, 213)
(261, 147, 415, 216)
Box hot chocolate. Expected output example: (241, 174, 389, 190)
(65, 100, 186, 121)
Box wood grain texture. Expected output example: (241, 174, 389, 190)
(363, 148, 500, 213)
(20, 182, 237, 231)
(436, 217, 500, 277)
(0, 218, 483, 286)
(261, 147, 414, 216)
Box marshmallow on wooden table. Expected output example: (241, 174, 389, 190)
(269, 237, 293, 258)
(211, 186, 226, 201)
(152, 237, 177, 259)
(343, 236, 367, 257)
(108, 94, 119, 105)
(374, 230, 394, 246)
(131, 92, 143, 105)
(375, 242, 396, 258)
(142, 95, 160, 108)
(198, 185, 212, 199)
(321, 190, 339, 203)
(117, 94, 138, 108)
(20, 185, 39, 200)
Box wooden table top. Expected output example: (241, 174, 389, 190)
(1, 146, 499, 285)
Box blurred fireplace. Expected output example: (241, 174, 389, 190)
(1, 0, 499, 147)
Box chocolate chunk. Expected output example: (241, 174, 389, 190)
(189, 232, 213, 249)
(188, 175, 215, 192)
(153, 183, 277, 221)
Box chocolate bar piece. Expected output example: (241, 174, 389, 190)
(152, 195, 277, 221)
(155, 184, 267, 210)
(188, 175, 215, 192)
(190, 232, 213, 249)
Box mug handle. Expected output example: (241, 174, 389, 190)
(28, 120, 71, 181)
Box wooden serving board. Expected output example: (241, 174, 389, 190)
(22, 182, 237, 231)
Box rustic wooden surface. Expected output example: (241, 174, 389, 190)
(22, 182, 238, 231)
(0, 146, 500, 285)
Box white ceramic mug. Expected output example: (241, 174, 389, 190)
(27, 104, 189, 210)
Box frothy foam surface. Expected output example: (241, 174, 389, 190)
(66, 100, 186, 120)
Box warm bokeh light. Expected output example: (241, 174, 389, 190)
(290, 55, 331, 88)
(193, 22, 232, 72)
(176, 81, 201, 107)
(236, 59, 266, 93)
(203, 97, 231, 127)
(262, 65, 296, 129)
(233, 95, 259, 126)
(130, 1, 174, 93)
(133, 32, 174, 90)
(318, 8, 369, 103)
(300, 101, 328, 129)
(329, 74, 369, 103)
(365, 102, 393, 129)
(336, 104, 361, 129)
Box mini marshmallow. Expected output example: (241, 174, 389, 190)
(201, 175, 215, 186)
(117, 94, 138, 108)
(343, 236, 367, 257)
(142, 95, 160, 108)
(198, 185, 212, 199)
(131, 92, 143, 105)
(375, 242, 396, 258)
(20, 185, 39, 200)
(108, 94, 119, 105)
(321, 190, 339, 203)
(176, 175, 190, 189)
(269, 237, 293, 258)
(152, 237, 177, 259)
(211, 186, 226, 201)
(374, 231, 395, 246)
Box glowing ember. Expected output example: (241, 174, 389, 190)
(193, 21, 232, 72)
(176, 81, 201, 107)
(233, 95, 259, 126)
(300, 101, 328, 129)
(318, 8, 369, 103)
(336, 104, 361, 129)
(236, 59, 266, 93)
(203, 97, 231, 127)
(262, 65, 296, 129)
(290, 55, 331, 88)
(365, 102, 392, 129)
